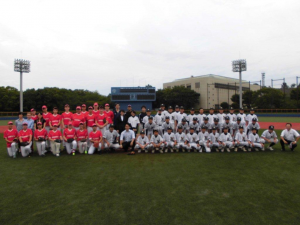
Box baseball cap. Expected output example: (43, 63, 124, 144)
(201, 125, 207, 129)
(149, 116, 153, 120)
(223, 125, 228, 129)
(146, 109, 151, 112)
(210, 107, 214, 110)
(37, 122, 42, 125)
(93, 102, 98, 106)
(160, 104, 165, 107)
(8, 121, 13, 125)
(88, 106, 93, 109)
(239, 107, 244, 110)
(42, 105, 47, 109)
(178, 125, 183, 129)
(237, 117, 241, 121)
(175, 105, 179, 108)
(53, 123, 58, 127)
(230, 107, 234, 110)
(212, 126, 217, 130)
(214, 118, 219, 122)
(219, 107, 223, 110)
(180, 106, 184, 109)
(68, 122, 73, 125)
(153, 129, 158, 132)
(65, 104, 70, 107)
(182, 118, 187, 122)
(92, 123, 97, 127)
(165, 116, 170, 119)
(193, 117, 197, 121)
(105, 103, 109, 107)
(158, 108, 162, 111)
(23, 122, 28, 126)
(76, 106, 81, 110)
(252, 127, 257, 130)
(82, 104, 86, 107)
(204, 117, 208, 121)
(109, 124, 114, 128)
(127, 104, 132, 107)
(269, 125, 274, 130)
(191, 108, 194, 111)
(31, 108, 36, 112)
(168, 106, 173, 109)
(189, 127, 195, 130)
(225, 116, 230, 120)
(239, 125, 244, 129)
(250, 108, 254, 111)
(167, 126, 172, 130)
(252, 118, 257, 121)
(140, 131, 145, 134)
(79, 122, 84, 125)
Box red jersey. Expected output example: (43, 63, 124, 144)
(104, 110, 114, 124)
(34, 129, 48, 139)
(18, 129, 33, 142)
(32, 115, 38, 121)
(81, 111, 88, 117)
(92, 110, 100, 116)
(76, 129, 88, 141)
(89, 130, 102, 141)
(85, 114, 96, 127)
(48, 130, 62, 140)
(4, 129, 18, 147)
(96, 114, 108, 126)
(72, 113, 86, 127)
(50, 114, 62, 126)
(43, 112, 53, 126)
(63, 128, 76, 139)
(61, 112, 73, 126)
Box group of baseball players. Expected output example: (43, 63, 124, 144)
(3, 103, 300, 158)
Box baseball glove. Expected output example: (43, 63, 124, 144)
(20, 142, 29, 146)
(13, 138, 18, 142)
(67, 138, 74, 143)
(38, 137, 45, 142)
(94, 142, 99, 148)
(55, 139, 61, 143)
(80, 139, 87, 142)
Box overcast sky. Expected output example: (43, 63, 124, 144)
(1, 0, 299, 95)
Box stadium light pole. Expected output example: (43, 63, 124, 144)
(14, 59, 31, 112)
(232, 59, 247, 108)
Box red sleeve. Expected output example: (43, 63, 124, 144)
(58, 130, 62, 138)
(111, 111, 114, 120)
(34, 130, 37, 139)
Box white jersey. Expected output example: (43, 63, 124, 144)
(222, 122, 235, 134)
(161, 110, 168, 119)
(177, 122, 189, 133)
(162, 122, 174, 132)
(154, 114, 164, 126)
(207, 114, 218, 124)
(186, 133, 199, 144)
(144, 122, 156, 133)
(103, 130, 119, 143)
(280, 129, 300, 142)
(175, 132, 186, 143)
(197, 114, 206, 123)
(248, 133, 260, 143)
(219, 133, 233, 142)
(235, 132, 248, 142)
(247, 122, 260, 132)
(164, 111, 176, 123)
(246, 114, 258, 122)
(200, 122, 212, 130)
(136, 136, 149, 145)
(176, 113, 188, 123)
(227, 113, 237, 122)
(163, 132, 176, 142)
(187, 114, 197, 124)
(150, 134, 163, 144)
(198, 131, 209, 142)
(236, 113, 247, 123)
(261, 130, 277, 139)
(211, 122, 223, 134)
(232, 121, 246, 133)
(217, 113, 227, 124)
(127, 116, 139, 128)
(142, 115, 152, 125)
(208, 132, 219, 143)
(189, 122, 200, 132)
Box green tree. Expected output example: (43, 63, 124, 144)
(242, 90, 254, 109)
(220, 102, 229, 109)
(252, 88, 285, 109)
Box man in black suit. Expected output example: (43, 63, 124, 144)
(116, 110, 126, 134)
(124, 105, 132, 123)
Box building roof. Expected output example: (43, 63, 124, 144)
(172, 74, 247, 82)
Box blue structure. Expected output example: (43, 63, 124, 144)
(111, 87, 156, 111)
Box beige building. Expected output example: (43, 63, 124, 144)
(163, 74, 261, 109)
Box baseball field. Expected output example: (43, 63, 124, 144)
(1, 118, 300, 224)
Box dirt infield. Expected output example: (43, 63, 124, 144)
(0, 122, 299, 134)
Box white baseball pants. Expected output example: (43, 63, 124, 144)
(51, 141, 61, 155)
(21, 142, 32, 157)
(88, 143, 102, 155)
(65, 141, 77, 154)
(78, 141, 87, 153)
(36, 141, 46, 156)
(7, 142, 17, 157)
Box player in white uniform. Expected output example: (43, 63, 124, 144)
(212, 118, 223, 134)
(200, 117, 212, 131)
(232, 117, 246, 137)
(207, 126, 220, 152)
(162, 116, 174, 134)
(248, 128, 264, 151)
(234, 126, 249, 152)
(189, 117, 200, 134)
(198, 125, 210, 152)
(135, 130, 150, 153)
(154, 108, 164, 135)
(260, 125, 278, 151)
(149, 129, 164, 153)
(246, 108, 258, 125)
(280, 123, 300, 151)
(218, 126, 235, 152)
(222, 116, 235, 136)
(217, 107, 226, 124)
(175, 106, 187, 131)
(103, 125, 120, 151)
(127, 111, 139, 134)
(207, 108, 218, 124)
(164, 106, 176, 124)
(185, 127, 200, 152)
(142, 109, 152, 125)
(237, 108, 247, 123)
(187, 108, 197, 125)
(197, 108, 206, 125)
(246, 118, 260, 136)
(144, 116, 156, 139)
(227, 107, 237, 122)
(163, 126, 176, 153)
(160, 104, 168, 118)
(176, 118, 189, 134)
(175, 125, 187, 152)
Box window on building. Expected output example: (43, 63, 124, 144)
(167, 86, 171, 88)
(186, 84, 191, 89)
(195, 82, 200, 88)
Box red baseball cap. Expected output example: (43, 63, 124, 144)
(65, 104, 69, 107)
(76, 106, 81, 110)
(68, 122, 73, 125)
(23, 122, 28, 126)
(88, 106, 93, 109)
(31, 108, 36, 112)
(53, 123, 58, 127)
(93, 102, 98, 106)
(37, 122, 42, 125)
(79, 122, 84, 125)
(82, 104, 86, 107)
(42, 105, 47, 109)
(8, 121, 13, 125)
(105, 103, 109, 107)
(92, 123, 97, 127)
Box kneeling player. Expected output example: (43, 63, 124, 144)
(4, 121, 18, 158)
(88, 123, 103, 154)
(163, 126, 176, 153)
(34, 122, 47, 156)
(149, 129, 164, 153)
(260, 125, 278, 151)
(18, 123, 33, 157)
(48, 124, 63, 156)
(63, 122, 77, 155)
(175, 125, 187, 152)
(248, 128, 264, 151)
(234, 126, 249, 152)
(76, 122, 88, 154)
(135, 131, 150, 153)
(185, 127, 200, 152)
(103, 125, 120, 152)
(207, 126, 220, 152)
(198, 125, 210, 152)
(218, 126, 235, 152)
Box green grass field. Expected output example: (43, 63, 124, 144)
(1, 130, 300, 225)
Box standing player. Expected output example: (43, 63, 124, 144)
(85, 106, 96, 146)
(175, 106, 187, 130)
(127, 111, 139, 134)
(81, 104, 88, 118)
(72, 106, 86, 131)
(34, 122, 47, 156)
(189, 117, 200, 134)
(164, 106, 176, 124)
(103, 125, 120, 152)
(236, 108, 247, 123)
(197, 108, 206, 125)
(217, 107, 226, 124)
(42, 105, 52, 149)
(234, 126, 249, 152)
(49, 107, 62, 129)
(48, 124, 63, 156)
(138, 106, 147, 130)
(92, 102, 100, 116)
(200, 117, 212, 131)
(63, 122, 77, 155)
(154, 108, 164, 135)
(260, 125, 278, 151)
(31, 108, 38, 121)
(88, 123, 103, 155)
(176, 118, 189, 134)
(135, 130, 150, 153)
(187, 108, 196, 125)
(163, 126, 176, 153)
(248, 128, 264, 151)
(162, 116, 174, 134)
(18, 123, 33, 157)
(280, 123, 300, 151)
(144, 116, 156, 140)
(61, 104, 73, 128)
(246, 118, 260, 136)
(4, 121, 18, 158)
(76, 122, 88, 154)
(96, 106, 109, 135)
(232, 117, 246, 137)
(218, 126, 235, 152)
(223, 116, 235, 136)
(227, 107, 237, 122)
(160, 104, 168, 118)
(185, 127, 199, 152)
(142, 109, 152, 125)
(104, 103, 114, 130)
(212, 118, 223, 134)
(207, 108, 218, 124)
(246, 108, 258, 125)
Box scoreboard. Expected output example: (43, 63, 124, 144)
(111, 87, 156, 110)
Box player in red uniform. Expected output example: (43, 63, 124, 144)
(76, 122, 88, 154)
(61, 104, 73, 128)
(48, 123, 63, 156)
(88, 123, 102, 154)
(81, 104, 88, 117)
(18, 122, 33, 157)
(96, 106, 109, 134)
(92, 102, 100, 116)
(104, 103, 114, 130)
(42, 105, 52, 149)
(3, 121, 18, 158)
(31, 108, 38, 121)
(49, 107, 62, 129)
(72, 106, 86, 130)
(85, 106, 96, 146)
(63, 122, 77, 155)
(34, 122, 47, 156)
